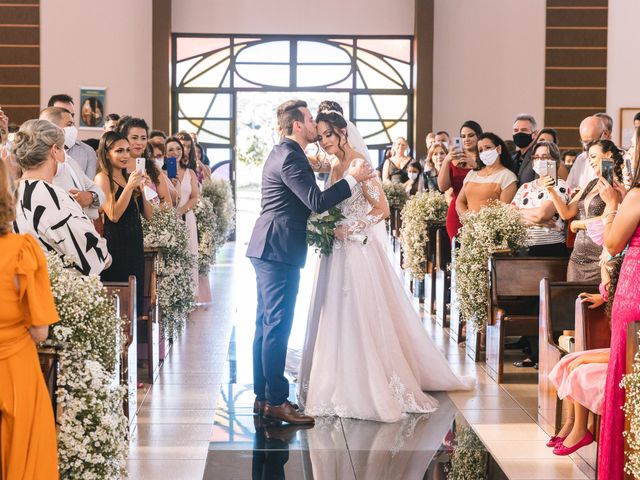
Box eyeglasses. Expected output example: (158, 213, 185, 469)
(532, 155, 552, 161)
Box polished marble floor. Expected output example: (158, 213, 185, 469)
(128, 198, 594, 480)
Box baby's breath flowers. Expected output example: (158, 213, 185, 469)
(382, 181, 409, 210)
(143, 203, 197, 339)
(454, 201, 528, 328)
(400, 191, 448, 279)
(200, 178, 235, 254)
(622, 347, 640, 477)
(46, 252, 128, 479)
(195, 196, 217, 274)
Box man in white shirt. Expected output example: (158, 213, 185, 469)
(47, 94, 98, 178)
(39, 107, 105, 219)
(566, 115, 607, 190)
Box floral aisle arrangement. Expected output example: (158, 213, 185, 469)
(46, 252, 128, 479)
(195, 196, 217, 274)
(622, 347, 640, 477)
(200, 178, 235, 253)
(454, 201, 527, 328)
(143, 203, 197, 338)
(382, 181, 409, 210)
(399, 191, 448, 279)
(446, 425, 489, 479)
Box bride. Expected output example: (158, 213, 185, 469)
(296, 103, 474, 423)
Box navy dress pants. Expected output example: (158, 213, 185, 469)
(250, 257, 301, 406)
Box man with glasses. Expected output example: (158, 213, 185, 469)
(566, 116, 606, 191)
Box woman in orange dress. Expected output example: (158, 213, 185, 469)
(0, 141, 60, 478)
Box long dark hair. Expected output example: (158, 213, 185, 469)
(476, 132, 511, 170)
(315, 107, 349, 159)
(166, 136, 195, 172)
(176, 131, 197, 171)
(96, 131, 130, 198)
(632, 127, 640, 188)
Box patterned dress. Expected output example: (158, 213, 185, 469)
(13, 179, 110, 275)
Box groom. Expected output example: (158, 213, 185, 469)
(247, 99, 373, 425)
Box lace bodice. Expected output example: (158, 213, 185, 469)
(329, 161, 388, 236)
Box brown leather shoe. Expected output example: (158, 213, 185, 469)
(254, 399, 299, 415)
(264, 401, 315, 425)
(253, 399, 266, 414)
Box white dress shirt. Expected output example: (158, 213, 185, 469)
(566, 152, 597, 190)
(68, 140, 98, 178)
(53, 153, 105, 219)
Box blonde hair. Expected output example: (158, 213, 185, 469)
(12, 119, 64, 170)
(0, 158, 15, 235)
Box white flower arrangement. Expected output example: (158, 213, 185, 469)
(143, 203, 197, 339)
(400, 191, 448, 279)
(445, 425, 489, 479)
(454, 201, 528, 328)
(622, 347, 640, 477)
(195, 196, 218, 274)
(382, 181, 409, 210)
(200, 178, 235, 254)
(45, 252, 128, 479)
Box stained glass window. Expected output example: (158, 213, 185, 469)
(172, 35, 413, 180)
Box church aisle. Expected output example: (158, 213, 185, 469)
(128, 238, 591, 479)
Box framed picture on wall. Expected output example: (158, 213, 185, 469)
(619, 107, 640, 149)
(79, 87, 106, 129)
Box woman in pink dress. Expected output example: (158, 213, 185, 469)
(437, 120, 482, 241)
(597, 157, 640, 479)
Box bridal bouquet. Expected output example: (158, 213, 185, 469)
(307, 207, 345, 256)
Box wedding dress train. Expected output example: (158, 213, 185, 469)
(297, 170, 473, 423)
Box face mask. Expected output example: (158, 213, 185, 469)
(408, 172, 418, 181)
(532, 160, 548, 177)
(154, 157, 164, 170)
(513, 132, 533, 149)
(63, 126, 78, 149)
(479, 148, 499, 166)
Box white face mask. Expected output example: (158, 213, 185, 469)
(63, 126, 78, 149)
(479, 148, 499, 166)
(532, 160, 548, 177)
(154, 157, 164, 170)
(408, 172, 419, 181)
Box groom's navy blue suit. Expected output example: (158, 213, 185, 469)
(247, 137, 351, 406)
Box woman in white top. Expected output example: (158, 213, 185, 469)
(12, 119, 110, 275)
(166, 136, 200, 296)
(456, 132, 518, 216)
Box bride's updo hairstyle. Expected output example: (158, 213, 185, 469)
(12, 119, 64, 170)
(316, 101, 349, 158)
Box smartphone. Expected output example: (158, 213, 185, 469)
(165, 157, 177, 179)
(626, 156, 634, 179)
(601, 159, 614, 185)
(135, 157, 146, 173)
(453, 137, 463, 152)
(546, 160, 557, 185)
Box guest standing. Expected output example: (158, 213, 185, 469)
(597, 134, 640, 480)
(95, 132, 153, 315)
(382, 137, 413, 183)
(166, 136, 200, 295)
(0, 156, 60, 480)
(438, 120, 482, 241)
(455, 132, 517, 215)
(12, 119, 110, 275)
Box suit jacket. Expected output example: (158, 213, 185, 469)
(511, 148, 535, 186)
(247, 138, 351, 268)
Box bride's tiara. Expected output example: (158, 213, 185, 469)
(319, 109, 344, 118)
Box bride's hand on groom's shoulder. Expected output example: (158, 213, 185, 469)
(348, 159, 375, 183)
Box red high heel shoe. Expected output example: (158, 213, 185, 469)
(546, 435, 566, 448)
(553, 431, 594, 456)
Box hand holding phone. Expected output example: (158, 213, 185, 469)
(135, 157, 146, 173)
(546, 160, 557, 185)
(165, 157, 177, 179)
(601, 159, 614, 186)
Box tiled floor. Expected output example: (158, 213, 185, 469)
(127, 201, 594, 479)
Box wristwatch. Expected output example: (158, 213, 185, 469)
(90, 191, 100, 207)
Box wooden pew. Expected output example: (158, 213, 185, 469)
(537, 281, 601, 435)
(37, 343, 63, 424)
(435, 230, 452, 331)
(424, 223, 444, 315)
(485, 256, 569, 383)
(103, 276, 138, 430)
(138, 248, 162, 384)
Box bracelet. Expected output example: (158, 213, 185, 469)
(604, 210, 617, 218)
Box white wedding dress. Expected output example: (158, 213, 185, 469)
(296, 165, 474, 423)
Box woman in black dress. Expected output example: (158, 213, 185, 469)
(94, 131, 153, 314)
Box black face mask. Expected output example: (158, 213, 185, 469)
(513, 132, 533, 149)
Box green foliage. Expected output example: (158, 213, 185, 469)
(307, 207, 346, 256)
